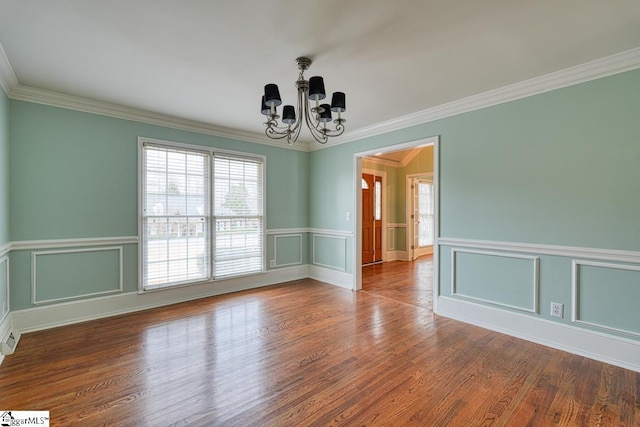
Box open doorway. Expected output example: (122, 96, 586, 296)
(353, 136, 440, 312)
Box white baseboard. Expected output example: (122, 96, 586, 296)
(0, 312, 12, 365)
(12, 265, 308, 333)
(436, 296, 640, 373)
(308, 265, 354, 290)
(385, 251, 408, 261)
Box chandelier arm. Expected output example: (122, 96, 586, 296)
(306, 123, 329, 144)
(265, 119, 291, 132)
(286, 87, 305, 144)
(265, 116, 297, 140)
(306, 105, 323, 130)
(265, 127, 292, 139)
(317, 122, 346, 137)
(302, 92, 329, 144)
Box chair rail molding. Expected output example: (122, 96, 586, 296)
(439, 237, 640, 264)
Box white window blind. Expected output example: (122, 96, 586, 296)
(142, 143, 210, 289)
(213, 154, 264, 278)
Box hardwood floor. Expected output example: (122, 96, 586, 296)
(362, 256, 433, 310)
(1, 268, 639, 426)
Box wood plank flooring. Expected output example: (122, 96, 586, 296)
(362, 256, 433, 310)
(1, 260, 638, 426)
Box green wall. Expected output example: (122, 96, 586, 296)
(9, 101, 308, 240)
(0, 90, 8, 321)
(313, 69, 640, 248)
(310, 68, 640, 336)
(3, 66, 640, 343)
(0, 90, 8, 245)
(437, 73, 639, 249)
(8, 100, 309, 310)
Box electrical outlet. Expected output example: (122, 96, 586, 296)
(269, 259, 275, 268)
(550, 302, 564, 318)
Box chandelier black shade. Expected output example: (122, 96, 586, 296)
(264, 84, 282, 107)
(308, 76, 326, 101)
(261, 57, 346, 144)
(331, 92, 346, 112)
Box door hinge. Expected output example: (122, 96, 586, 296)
(411, 245, 414, 249)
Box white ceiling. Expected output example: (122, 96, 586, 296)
(1, 1, 639, 142)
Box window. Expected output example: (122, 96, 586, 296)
(141, 140, 264, 290)
(418, 181, 434, 247)
(374, 179, 382, 221)
(213, 155, 263, 278)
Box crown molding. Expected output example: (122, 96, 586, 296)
(0, 39, 312, 151)
(399, 147, 423, 167)
(363, 156, 401, 168)
(9, 85, 311, 151)
(312, 46, 640, 151)
(2, 40, 639, 152)
(0, 42, 19, 97)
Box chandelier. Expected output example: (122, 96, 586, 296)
(261, 57, 346, 145)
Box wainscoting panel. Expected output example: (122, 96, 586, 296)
(274, 234, 303, 267)
(451, 249, 539, 313)
(32, 247, 123, 305)
(388, 228, 395, 251)
(572, 260, 640, 338)
(312, 235, 347, 271)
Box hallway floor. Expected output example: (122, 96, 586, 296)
(361, 255, 433, 310)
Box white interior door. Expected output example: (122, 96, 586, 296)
(412, 179, 420, 260)
(413, 178, 434, 259)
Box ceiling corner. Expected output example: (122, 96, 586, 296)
(0, 41, 19, 96)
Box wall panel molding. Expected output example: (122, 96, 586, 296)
(312, 234, 347, 271)
(309, 228, 353, 237)
(388, 228, 395, 251)
(266, 228, 353, 237)
(571, 259, 640, 339)
(266, 228, 308, 235)
(0, 243, 9, 259)
(32, 246, 124, 305)
(273, 234, 303, 268)
(451, 248, 539, 314)
(440, 237, 640, 264)
(11, 236, 138, 251)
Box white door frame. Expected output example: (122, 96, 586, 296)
(353, 135, 440, 316)
(407, 174, 434, 261)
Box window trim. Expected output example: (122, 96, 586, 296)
(138, 136, 267, 293)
